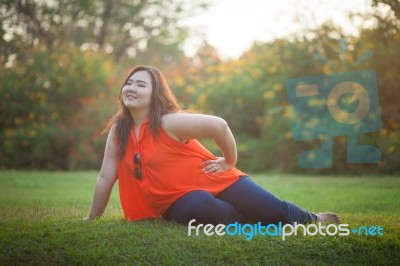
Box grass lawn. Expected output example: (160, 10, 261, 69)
(0, 171, 399, 265)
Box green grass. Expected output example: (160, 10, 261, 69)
(0, 171, 399, 265)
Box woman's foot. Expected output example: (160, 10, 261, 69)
(316, 212, 341, 223)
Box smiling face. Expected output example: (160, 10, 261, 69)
(121, 70, 153, 113)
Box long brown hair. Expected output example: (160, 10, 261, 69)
(103, 65, 181, 158)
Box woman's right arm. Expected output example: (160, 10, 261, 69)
(86, 127, 118, 220)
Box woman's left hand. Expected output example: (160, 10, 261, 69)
(202, 157, 234, 174)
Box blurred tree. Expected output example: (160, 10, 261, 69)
(171, 18, 399, 174)
(372, 0, 400, 20)
(0, 0, 209, 63)
(0, 44, 115, 169)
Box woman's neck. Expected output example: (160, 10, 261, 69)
(130, 109, 149, 127)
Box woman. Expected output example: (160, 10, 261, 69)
(86, 65, 340, 225)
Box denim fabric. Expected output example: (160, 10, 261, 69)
(163, 176, 317, 225)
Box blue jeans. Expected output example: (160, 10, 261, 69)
(163, 176, 317, 225)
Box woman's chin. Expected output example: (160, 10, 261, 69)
(124, 102, 138, 108)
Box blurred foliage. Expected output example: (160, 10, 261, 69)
(0, 45, 116, 169)
(0, 0, 399, 174)
(170, 4, 400, 174)
(0, 0, 208, 63)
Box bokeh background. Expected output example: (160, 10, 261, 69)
(1, 0, 399, 174)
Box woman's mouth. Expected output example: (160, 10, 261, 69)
(127, 95, 137, 100)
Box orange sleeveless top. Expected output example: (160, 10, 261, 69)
(117, 119, 245, 221)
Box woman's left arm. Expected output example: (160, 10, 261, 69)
(162, 113, 237, 174)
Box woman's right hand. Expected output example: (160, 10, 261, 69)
(202, 157, 234, 175)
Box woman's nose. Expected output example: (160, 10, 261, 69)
(127, 83, 137, 92)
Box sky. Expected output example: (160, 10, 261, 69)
(182, 0, 375, 59)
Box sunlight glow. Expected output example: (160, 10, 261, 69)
(182, 0, 374, 59)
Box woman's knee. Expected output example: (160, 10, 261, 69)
(164, 190, 241, 225)
(185, 191, 240, 224)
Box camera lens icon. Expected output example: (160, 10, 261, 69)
(286, 69, 382, 168)
(327, 82, 370, 124)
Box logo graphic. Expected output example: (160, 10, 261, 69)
(286, 39, 382, 168)
(187, 219, 384, 241)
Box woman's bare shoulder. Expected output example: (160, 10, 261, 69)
(162, 112, 192, 123)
